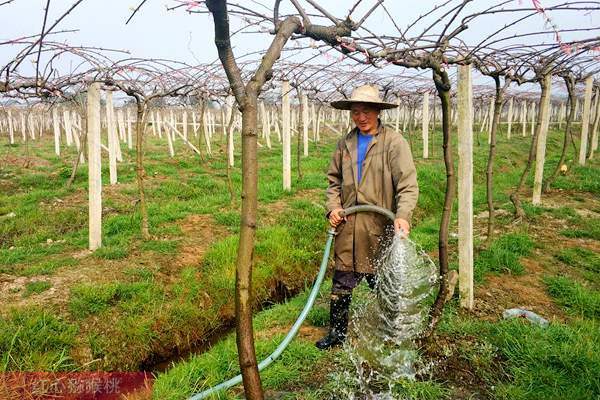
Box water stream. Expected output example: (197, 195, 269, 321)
(336, 233, 438, 398)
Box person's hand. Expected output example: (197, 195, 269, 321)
(329, 208, 345, 227)
(394, 218, 410, 238)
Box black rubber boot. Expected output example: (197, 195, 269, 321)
(315, 293, 351, 350)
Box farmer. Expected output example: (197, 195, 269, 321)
(316, 84, 419, 350)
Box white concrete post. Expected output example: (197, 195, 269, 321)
(530, 102, 536, 137)
(487, 97, 494, 143)
(274, 110, 282, 143)
(105, 92, 118, 184)
(126, 108, 133, 150)
(164, 112, 175, 157)
(315, 106, 321, 142)
(208, 110, 215, 139)
(588, 87, 600, 159)
(168, 109, 177, 143)
(422, 92, 429, 159)
(395, 98, 401, 132)
(63, 110, 73, 146)
(113, 109, 123, 162)
(226, 97, 235, 167)
(28, 114, 36, 140)
(311, 103, 317, 142)
(457, 64, 474, 310)
(506, 97, 514, 140)
(71, 115, 85, 164)
(302, 93, 309, 157)
(202, 110, 212, 156)
(191, 111, 197, 137)
(578, 76, 594, 165)
(558, 103, 566, 129)
(150, 111, 157, 137)
(87, 83, 102, 251)
(8, 110, 14, 145)
(182, 110, 188, 140)
(521, 101, 527, 137)
(117, 109, 126, 142)
(260, 102, 271, 149)
(156, 110, 163, 139)
(532, 74, 553, 205)
(282, 81, 292, 191)
(19, 112, 26, 142)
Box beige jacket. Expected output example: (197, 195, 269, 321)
(325, 123, 418, 273)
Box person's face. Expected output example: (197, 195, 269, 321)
(350, 103, 380, 135)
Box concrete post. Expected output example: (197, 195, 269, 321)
(578, 76, 593, 165)
(126, 108, 133, 150)
(150, 111, 157, 137)
(63, 110, 73, 146)
(226, 97, 235, 167)
(506, 97, 514, 139)
(87, 83, 102, 251)
(487, 97, 494, 143)
(457, 64, 474, 310)
(395, 98, 401, 132)
(164, 111, 175, 158)
(530, 102, 536, 137)
(282, 81, 291, 191)
(105, 91, 118, 184)
(302, 93, 309, 157)
(521, 101, 527, 137)
(422, 92, 429, 159)
(182, 110, 188, 140)
(7, 110, 14, 145)
(587, 87, 600, 159)
(532, 74, 553, 205)
(202, 110, 212, 156)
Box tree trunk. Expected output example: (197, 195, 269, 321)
(544, 75, 575, 193)
(486, 76, 510, 243)
(206, 1, 305, 397)
(531, 74, 553, 205)
(422, 67, 454, 340)
(236, 95, 261, 399)
(135, 99, 150, 240)
(510, 78, 547, 219)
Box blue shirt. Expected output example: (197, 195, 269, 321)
(357, 132, 373, 183)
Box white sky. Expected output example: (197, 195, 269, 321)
(1, 0, 598, 94)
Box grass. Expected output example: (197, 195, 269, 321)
(0, 308, 77, 371)
(69, 281, 161, 319)
(22, 280, 52, 297)
(152, 287, 336, 400)
(490, 319, 600, 400)
(556, 247, 600, 273)
(545, 276, 600, 318)
(474, 233, 534, 281)
(560, 216, 600, 240)
(2, 124, 600, 398)
(439, 307, 600, 400)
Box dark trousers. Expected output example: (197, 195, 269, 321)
(331, 270, 377, 295)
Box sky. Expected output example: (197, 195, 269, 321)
(1, 0, 598, 94)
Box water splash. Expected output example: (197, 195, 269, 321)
(338, 233, 438, 398)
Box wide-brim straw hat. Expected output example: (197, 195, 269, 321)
(330, 84, 398, 110)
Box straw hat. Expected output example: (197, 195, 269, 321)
(330, 84, 398, 110)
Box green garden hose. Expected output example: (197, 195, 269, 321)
(189, 205, 395, 400)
